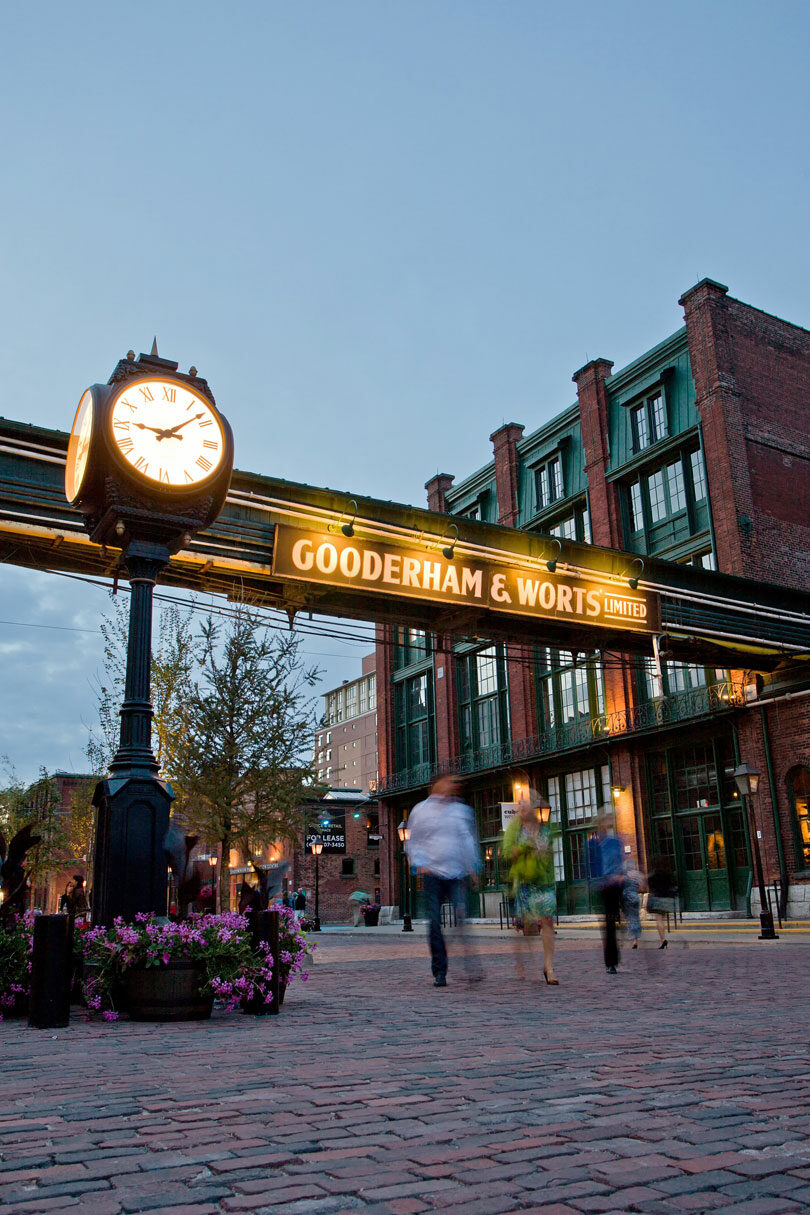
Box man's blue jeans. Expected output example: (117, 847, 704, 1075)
(423, 873, 479, 980)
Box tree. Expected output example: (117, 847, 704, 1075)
(88, 595, 196, 776)
(0, 761, 67, 900)
(173, 601, 323, 909)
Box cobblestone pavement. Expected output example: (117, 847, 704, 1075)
(3, 933, 810, 1214)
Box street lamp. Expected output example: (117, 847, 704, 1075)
(733, 763, 778, 940)
(310, 840, 323, 932)
(397, 820, 413, 933)
(208, 853, 217, 914)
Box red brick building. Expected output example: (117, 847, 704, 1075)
(375, 280, 810, 919)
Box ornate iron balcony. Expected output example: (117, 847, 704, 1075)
(376, 679, 745, 797)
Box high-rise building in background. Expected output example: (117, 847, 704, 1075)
(314, 653, 378, 794)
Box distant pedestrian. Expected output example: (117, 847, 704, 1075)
(590, 817, 625, 974)
(502, 792, 559, 984)
(294, 888, 306, 922)
(405, 775, 483, 987)
(646, 858, 678, 949)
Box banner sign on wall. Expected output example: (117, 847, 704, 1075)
(272, 524, 660, 634)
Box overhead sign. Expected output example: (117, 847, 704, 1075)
(272, 524, 660, 634)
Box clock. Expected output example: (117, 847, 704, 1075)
(65, 388, 95, 504)
(65, 347, 234, 550)
(108, 377, 227, 490)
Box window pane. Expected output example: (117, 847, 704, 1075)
(537, 466, 549, 508)
(478, 697, 500, 748)
(650, 393, 667, 441)
(476, 647, 498, 695)
(549, 458, 562, 500)
(552, 835, 565, 882)
(691, 449, 707, 501)
(666, 461, 687, 513)
(630, 480, 644, 532)
(574, 666, 590, 717)
(581, 505, 592, 543)
(559, 670, 575, 722)
(647, 470, 666, 523)
(632, 404, 649, 451)
(547, 776, 561, 822)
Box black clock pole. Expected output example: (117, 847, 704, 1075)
(91, 539, 174, 925)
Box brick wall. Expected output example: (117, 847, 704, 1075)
(292, 812, 382, 924)
(680, 278, 810, 590)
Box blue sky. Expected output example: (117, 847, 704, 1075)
(1, 1, 809, 779)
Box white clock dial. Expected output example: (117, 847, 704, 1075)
(66, 389, 94, 502)
(109, 378, 225, 488)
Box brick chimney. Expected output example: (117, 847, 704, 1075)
(489, 423, 525, 526)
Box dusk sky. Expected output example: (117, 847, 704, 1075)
(2, 1, 809, 780)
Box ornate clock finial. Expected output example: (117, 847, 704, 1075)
(150, 337, 159, 357)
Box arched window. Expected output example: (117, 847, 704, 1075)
(789, 767, 810, 868)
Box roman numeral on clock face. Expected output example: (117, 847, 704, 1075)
(198, 418, 212, 428)
(202, 439, 218, 449)
(196, 455, 213, 472)
(139, 385, 154, 402)
(113, 420, 130, 430)
(161, 387, 176, 402)
(134, 455, 149, 472)
(119, 437, 134, 453)
(158, 468, 170, 484)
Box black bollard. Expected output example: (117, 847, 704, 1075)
(242, 908, 280, 1016)
(29, 914, 72, 1029)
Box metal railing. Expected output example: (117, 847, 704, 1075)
(377, 680, 745, 797)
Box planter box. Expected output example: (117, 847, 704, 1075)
(362, 908, 380, 927)
(125, 959, 212, 1022)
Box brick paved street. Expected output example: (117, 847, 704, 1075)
(3, 932, 810, 1214)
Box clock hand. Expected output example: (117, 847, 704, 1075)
(163, 413, 204, 437)
(133, 423, 167, 436)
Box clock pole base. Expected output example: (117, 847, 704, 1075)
(91, 774, 174, 926)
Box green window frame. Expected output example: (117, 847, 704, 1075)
(630, 389, 668, 453)
(393, 627, 431, 671)
(535, 455, 564, 511)
(624, 444, 708, 555)
(535, 647, 605, 731)
(393, 671, 435, 771)
(456, 645, 510, 754)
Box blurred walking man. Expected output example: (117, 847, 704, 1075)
(406, 775, 483, 987)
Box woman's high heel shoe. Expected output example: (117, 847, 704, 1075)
(659, 939, 668, 949)
(543, 969, 560, 985)
(632, 940, 638, 949)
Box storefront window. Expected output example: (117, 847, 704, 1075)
(790, 767, 810, 867)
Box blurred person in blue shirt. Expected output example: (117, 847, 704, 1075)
(589, 816, 625, 974)
(406, 775, 483, 987)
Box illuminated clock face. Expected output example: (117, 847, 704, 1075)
(109, 378, 226, 489)
(65, 388, 94, 503)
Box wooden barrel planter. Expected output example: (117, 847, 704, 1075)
(124, 958, 212, 1021)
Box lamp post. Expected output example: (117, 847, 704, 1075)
(310, 841, 322, 932)
(208, 854, 217, 914)
(733, 763, 778, 940)
(397, 819, 413, 932)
